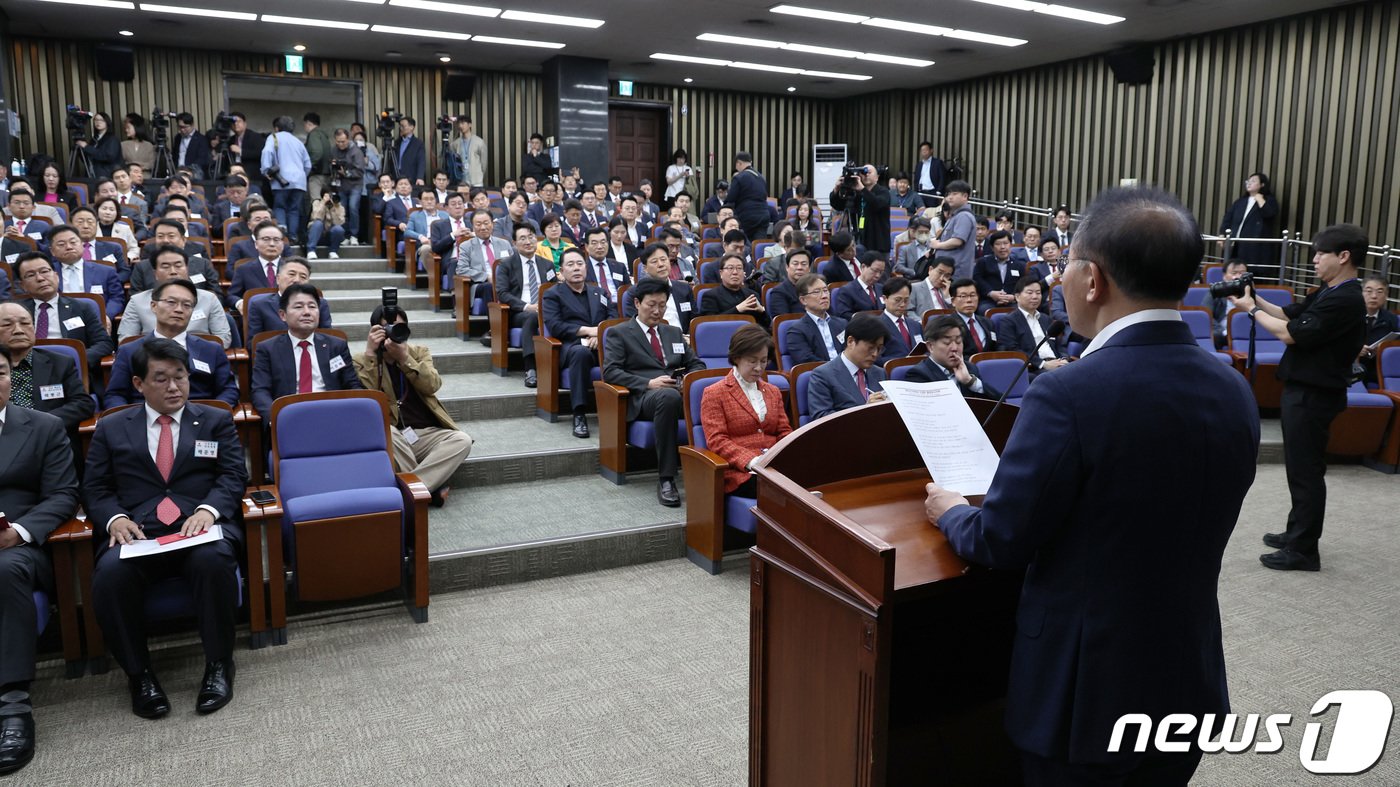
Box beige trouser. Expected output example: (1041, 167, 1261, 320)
(390, 426, 474, 492)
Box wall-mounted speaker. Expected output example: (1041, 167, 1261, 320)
(95, 44, 135, 82)
(1105, 47, 1154, 85)
(443, 69, 476, 102)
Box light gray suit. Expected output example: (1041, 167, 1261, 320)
(118, 288, 233, 347)
(456, 235, 515, 283)
(909, 277, 955, 317)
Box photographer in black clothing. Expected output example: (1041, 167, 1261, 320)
(829, 164, 891, 254)
(1231, 223, 1368, 571)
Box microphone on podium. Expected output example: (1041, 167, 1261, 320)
(980, 320, 1065, 430)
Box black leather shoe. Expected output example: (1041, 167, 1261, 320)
(196, 659, 236, 715)
(572, 414, 590, 439)
(129, 670, 170, 719)
(657, 479, 681, 507)
(479, 332, 492, 347)
(524, 369, 538, 388)
(0, 713, 34, 775)
(1262, 532, 1287, 550)
(1260, 549, 1320, 572)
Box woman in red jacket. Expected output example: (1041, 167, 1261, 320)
(699, 323, 793, 497)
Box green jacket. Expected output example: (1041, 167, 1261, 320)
(306, 127, 332, 175)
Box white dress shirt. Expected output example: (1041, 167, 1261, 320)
(732, 368, 767, 421)
(102, 404, 221, 530)
(1023, 309, 1057, 361)
(807, 311, 839, 360)
(289, 331, 327, 392)
(1080, 309, 1183, 358)
(929, 359, 985, 393)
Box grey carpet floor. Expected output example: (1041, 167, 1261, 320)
(22, 464, 1400, 786)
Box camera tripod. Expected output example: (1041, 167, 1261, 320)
(438, 129, 461, 185)
(211, 145, 238, 180)
(151, 133, 178, 179)
(66, 136, 93, 180)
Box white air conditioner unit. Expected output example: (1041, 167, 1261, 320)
(812, 143, 847, 225)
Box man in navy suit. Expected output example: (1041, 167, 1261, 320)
(786, 274, 846, 366)
(381, 177, 417, 248)
(207, 176, 249, 238)
(172, 113, 213, 177)
(495, 224, 558, 388)
(105, 280, 239, 408)
(581, 227, 631, 305)
(69, 206, 129, 284)
(621, 243, 696, 334)
(3, 190, 50, 266)
(231, 222, 291, 306)
(226, 205, 280, 264)
(86, 338, 249, 719)
(949, 278, 997, 354)
(904, 314, 1001, 398)
(525, 181, 565, 227)
(250, 283, 362, 416)
(818, 231, 861, 284)
(998, 277, 1070, 377)
(972, 230, 1026, 313)
(877, 278, 924, 363)
(47, 224, 124, 319)
(926, 187, 1259, 786)
(14, 253, 113, 383)
(543, 248, 618, 438)
(245, 259, 333, 337)
(831, 253, 886, 321)
(391, 117, 427, 186)
(807, 313, 888, 420)
(768, 249, 812, 318)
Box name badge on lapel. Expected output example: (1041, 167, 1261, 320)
(89, 285, 103, 294)
(194, 440, 219, 459)
(190, 273, 206, 283)
(329, 355, 346, 373)
(671, 343, 685, 355)
(39, 384, 64, 401)
(63, 316, 85, 331)
(679, 302, 692, 312)
(192, 359, 211, 374)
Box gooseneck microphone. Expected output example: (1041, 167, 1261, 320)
(980, 320, 1065, 429)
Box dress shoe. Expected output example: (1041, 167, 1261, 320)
(1262, 532, 1287, 550)
(129, 670, 170, 719)
(0, 713, 34, 775)
(657, 479, 681, 507)
(196, 659, 236, 715)
(572, 414, 590, 439)
(479, 332, 492, 347)
(429, 486, 450, 508)
(524, 369, 538, 388)
(1260, 549, 1320, 572)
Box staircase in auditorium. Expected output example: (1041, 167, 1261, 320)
(310, 247, 686, 595)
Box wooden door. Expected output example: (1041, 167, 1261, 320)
(608, 107, 664, 193)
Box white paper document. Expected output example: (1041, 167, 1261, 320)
(120, 524, 224, 559)
(880, 380, 1001, 496)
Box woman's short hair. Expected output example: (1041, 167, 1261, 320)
(728, 323, 773, 366)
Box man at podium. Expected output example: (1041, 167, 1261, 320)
(924, 187, 1259, 786)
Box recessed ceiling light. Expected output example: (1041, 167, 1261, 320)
(370, 24, 472, 40)
(499, 10, 603, 28)
(293, 44, 306, 51)
(35, 0, 134, 7)
(142, 3, 255, 19)
(861, 18, 952, 37)
(786, 86, 796, 92)
(768, 4, 867, 24)
(261, 15, 370, 31)
(472, 35, 564, 49)
(387, 0, 500, 17)
(683, 77, 693, 83)
(118, 29, 135, 36)
(697, 33, 783, 48)
(651, 52, 731, 66)
(439, 55, 451, 62)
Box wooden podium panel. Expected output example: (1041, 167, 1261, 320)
(750, 398, 1024, 787)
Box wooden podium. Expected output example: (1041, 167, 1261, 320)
(749, 397, 1024, 787)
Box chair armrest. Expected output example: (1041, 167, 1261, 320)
(48, 516, 92, 543)
(396, 472, 432, 504)
(679, 445, 728, 471)
(593, 381, 630, 482)
(452, 274, 471, 337)
(395, 473, 431, 617)
(679, 446, 730, 571)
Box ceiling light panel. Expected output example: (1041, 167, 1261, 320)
(32, 0, 135, 8)
(370, 24, 471, 40)
(140, 4, 256, 20)
(783, 42, 859, 58)
(768, 4, 868, 24)
(472, 35, 565, 49)
(861, 18, 952, 36)
(697, 33, 783, 48)
(728, 61, 803, 74)
(964, 0, 1123, 24)
(945, 29, 1028, 46)
(261, 15, 370, 31)
(650, 52, 731, 66)
(860, 53, 935, 67)
(499, 10, 604, 28)
(386, 0, 500, 17)
(697, 33, 931, 67)
(799, 69, 871, 81)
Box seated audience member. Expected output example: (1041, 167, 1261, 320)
(560, 200, 588, 246)
(402, 188, 443, 269)
(0, 302, 93, 433)
(157, 201, 209, 241)
(700, 323, 794, 497)
(152, 174, 208, 216)
(973, 230, 1025, 313)
(131, 220, 225, 303)
(85, 338, 247, 719)
(226, 205, 280, 263)
(0, 350, 80, 775)
(832, 252, 887, 321)
(541, 248, 619, 438)
(208, 177, 249, 238)
(768, 249, 812, 317)
(1359, 274, 1398, 385)
(579, 189, 610, 229)
(879, 278, 923, 363)
(368, 173, 395, 221)
(699, 252, 768, 329)
(994, 212, 1025, 245)
(616, 195, 652, 248)
(5, 182, 61, 227)
(1029, 236, 1063, 288)
(702, 181, 728, 219)
(970, 219, 993, 260)
(950, 277, 998, 353)
(453, 206, 514, 307)
(381, 177, 417, 245)
(245, 258, 334, 337)
(430, 194, 471, 281)
(602, 277, 705, 508)
(1202, 260, 1250, 350)
(250, 283, 361, 415)
(890, 172, 921, 213)
(661, 227, 700, 281)
(1020, 226, 1043, 263)
(605, 217, 639, 268)
(536, 215, 575, 270)
(93, 197, 141, 263)
(48, 224, 123, 318)
(911, 256, 957, 315)
(758, 223, 802, 284)
(229, 222, 289, 304)
(68, 206, 129, 283)
(672, 192, 701, 232)
(525, 181, 564, 226)
(493, 192, 539, 240)
(496, 223, 557, 389)
(788, 274, 846, 365)
(581, 226, 631, 305)
(13, 253, 112, 381)
(354, 305, 473, 507)
(820, 231, 861, 284)
(111, 165, 151, 224)
(106, 280, 239, 407)
(120, 246, 233, 347)
(905, 314, 1002, 398)
(621, 242, 696, 333)
(893, 217, 936, 279)
(808, 312, 889, 420)
(998, 277, 1070, 376)
(304, 192, 347, 260)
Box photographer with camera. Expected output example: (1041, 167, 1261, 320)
(357, 293, 473, 507)
(1231, 224, 1368, 572)
(829, 163, 892, 255)
(305, 192, 346, 260)
(72, 111, 122, 178)
(260, 116, 312, 245)
(329, 128, 366, 245)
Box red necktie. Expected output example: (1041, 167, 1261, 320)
(898, 318, 911, 348)
(297, 340, 313, 393)
(121, 194, 128, 205)
(265, 261, 277, 287)
(155, 414, 182, 526)
(484, 238, 496, 264)
(36, 302, 50, 339)
(849, 260, 859, 279)
(598, 262, 612, 299)
(855, 369, 870, 401)
(15, 220, 24, 234)
(83, 242, 94, 261)
(966, 316, 984, 351)
(648, 326, 665, 363)
(868, 284, 879, 305)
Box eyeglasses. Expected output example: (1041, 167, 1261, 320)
(801, 288, 830, 297)
(156, 298, 195, 310)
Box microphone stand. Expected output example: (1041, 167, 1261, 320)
(980, 321, 1064, 429)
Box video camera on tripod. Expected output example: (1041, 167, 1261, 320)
(376, 108, 403, 142)
(208, 111, 236, 146)
(65, 104, 93, 142)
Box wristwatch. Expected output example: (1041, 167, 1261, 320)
(1249, 305, 1263, 316)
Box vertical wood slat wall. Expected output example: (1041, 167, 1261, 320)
(832, 0, 1400, 249)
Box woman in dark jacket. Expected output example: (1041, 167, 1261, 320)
(1219, 172, 1281, 276)
(77, 111, 124, 178)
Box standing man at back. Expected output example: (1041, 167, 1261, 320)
(928, 180, 977, 280)
(925, 187, 1259, 786)
(725, 152, 771, 245)
(260, 116, 312, 245)
(303, 113, 332, 202)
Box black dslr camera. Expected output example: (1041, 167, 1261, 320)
(1209, 271, 1254, 299)
(379, 287, 411, 346)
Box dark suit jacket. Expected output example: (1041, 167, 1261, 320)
(699, 285, 768, 329)
(726, 168, 770, 226)
(937, 319, 1259, 763)
(787, 313, 846, 366)
(495, 254, 557, 313)
(227, 237, 289, 266)
(808, 356, 884, 420)
(83, 402, 248, 555)
(621, 280, 696, 333)
(251, 332, 363, 416)
(542, 283, 617, 341)
(208, 200, 242, 237)
(832, 279, 883, 321)
(525, 201, 564, 227)
(955, 312, 997, 354)
(55, 260, 125, 318)
(130, 255, 224, 301)
(998, 309, 1069, 371)
(972, 255, 1028, 311)
(584, 257, 631, 296)
(229, 258, 279, 302)
(1218, 194, 1281, 266)
(0, 406, 80, 545)
(903, 356, 1002, 398)
(392, 136, 427, 184)
(820, 256, 860, 284)
(382, 196, 417, 230)
(232, 129, 265, 173)
(21, 296, 113, 372)
(172, 130, 213, 177)
(246, 294, 333, 338)
(877, 312, 924, 362)
(768, 279, 803, 317)
(106, 334, 239, 408)
(24, 348, 94, 431)
(601, 320, 705, 421)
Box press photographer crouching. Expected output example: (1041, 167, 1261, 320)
(356, 289, 473, 507)
(1230, 223, 1368, 571)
